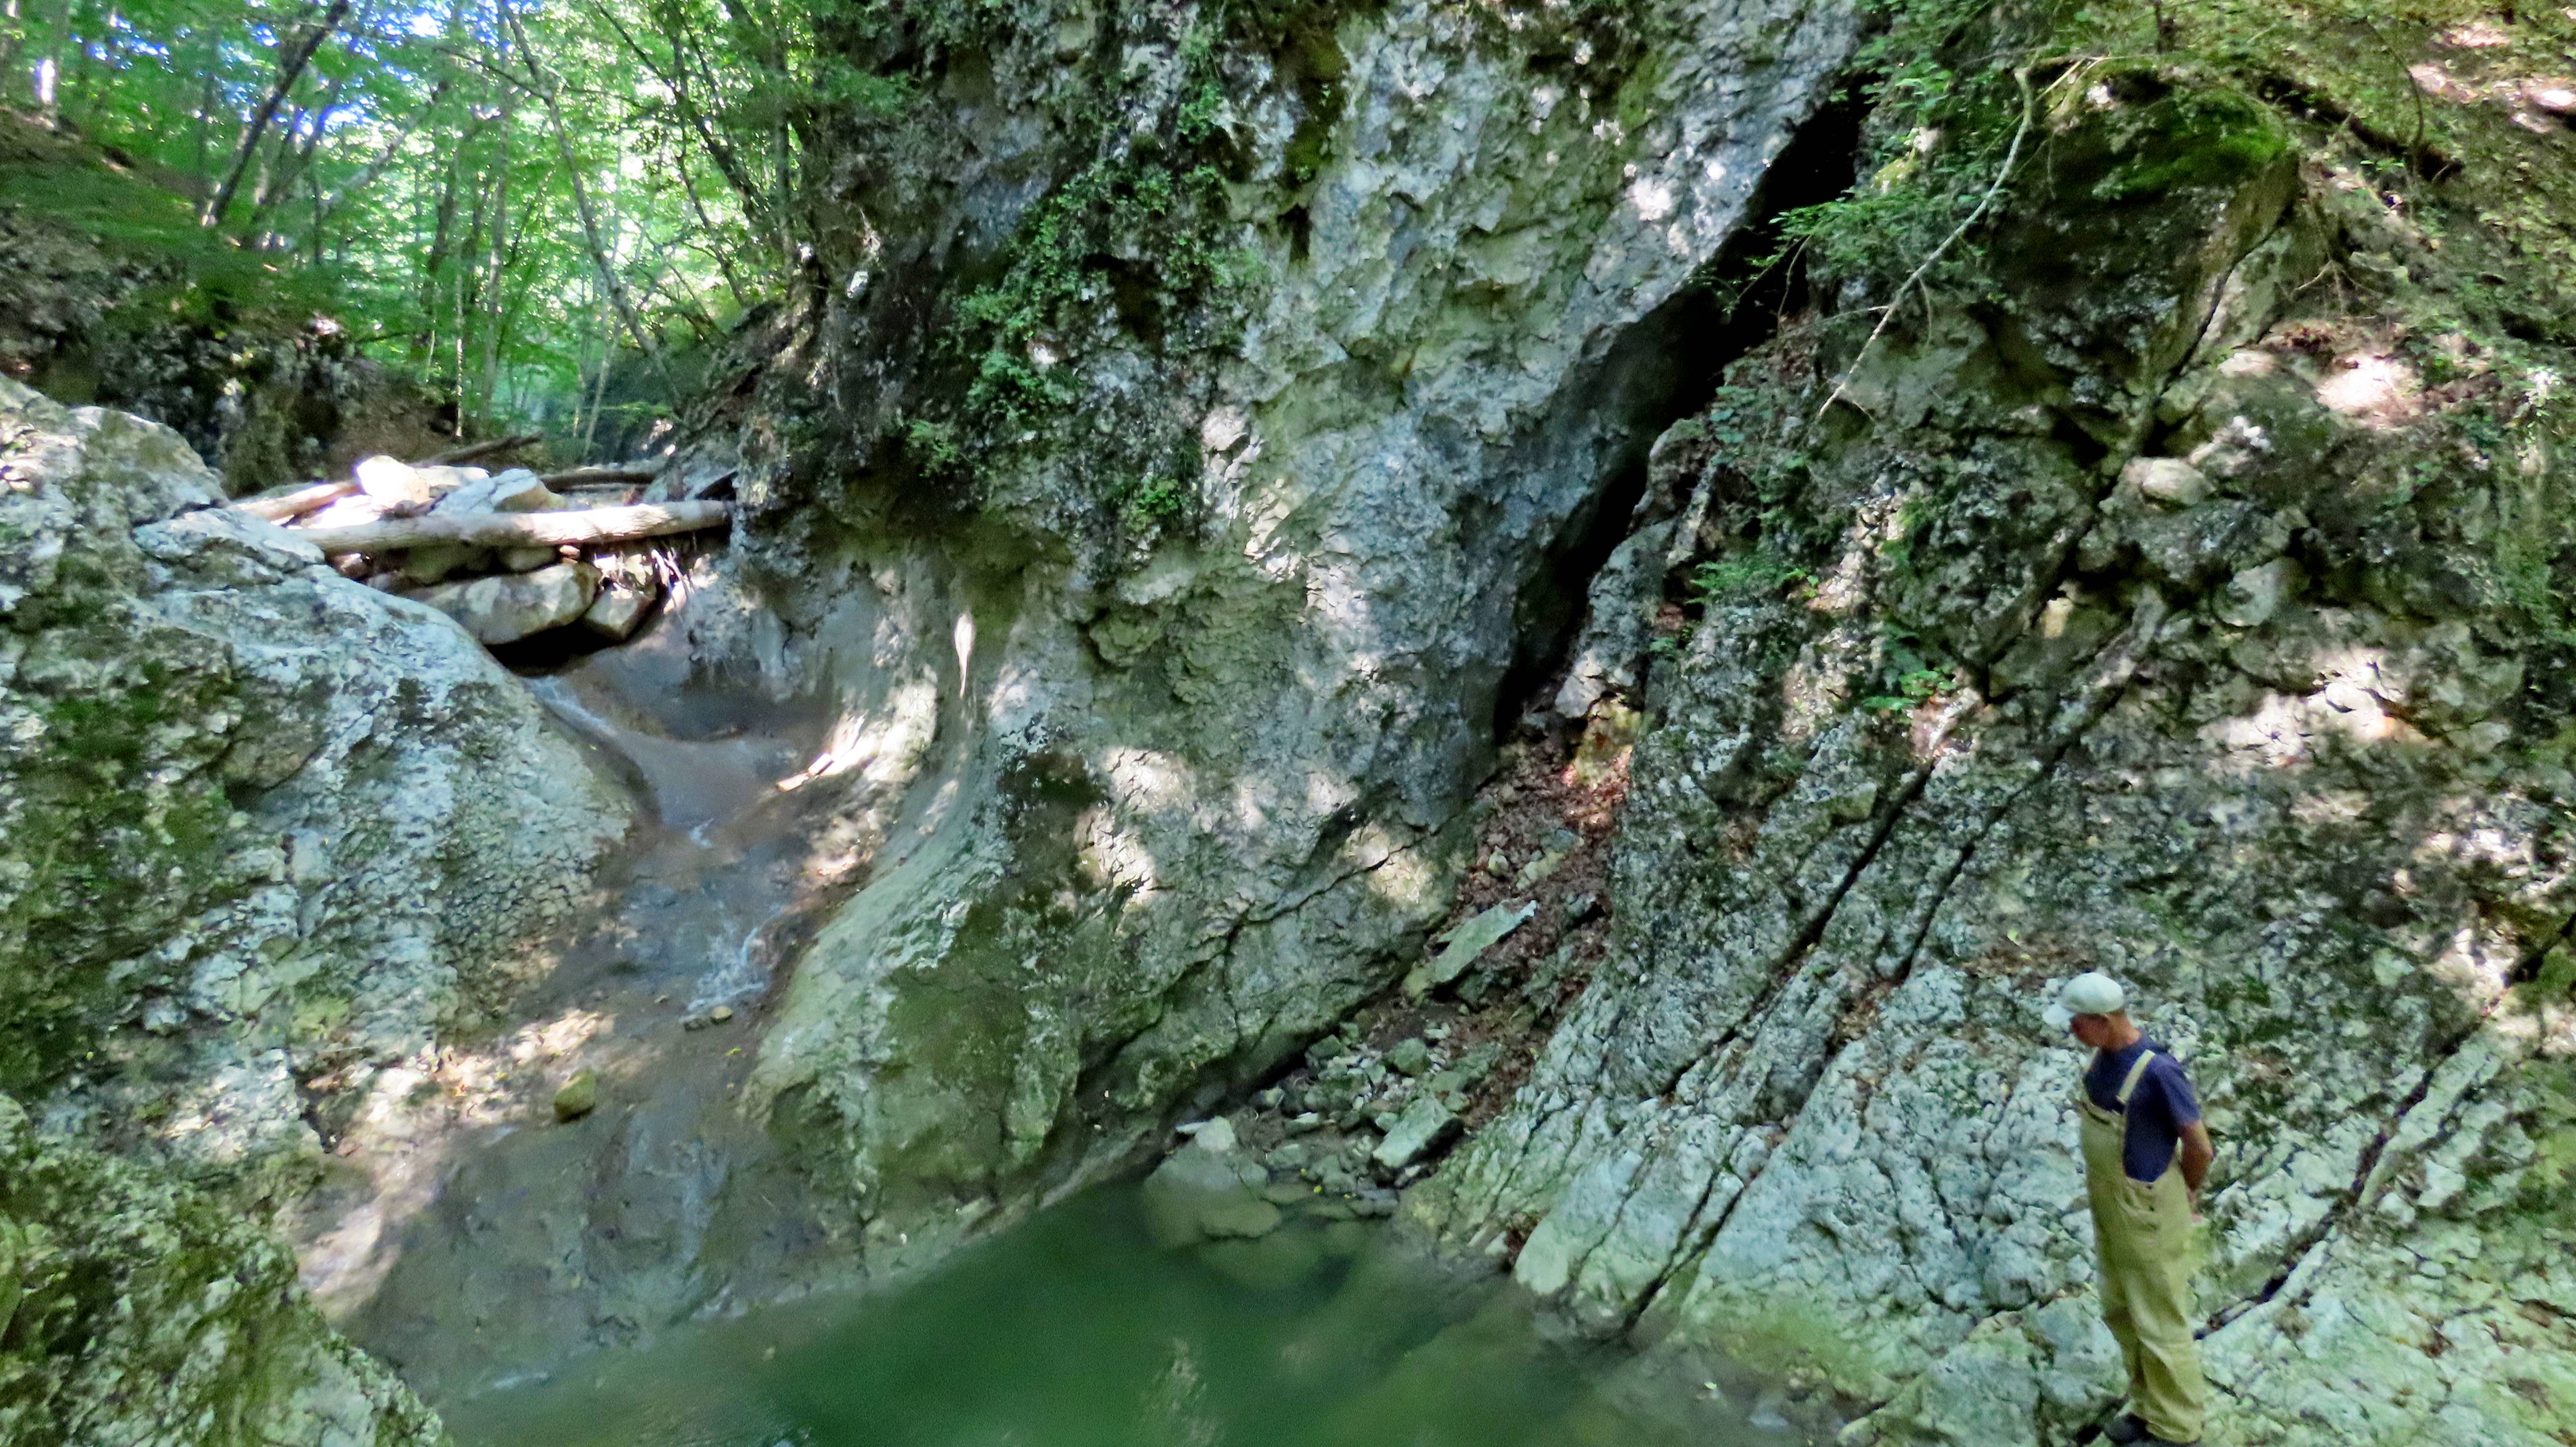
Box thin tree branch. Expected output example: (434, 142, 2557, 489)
(1817, 67, 2039, 420)
(500, 1, 671, 386)
(203, 0, 355, 228)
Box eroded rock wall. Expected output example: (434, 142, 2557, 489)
(686, 0, 1862, 1258)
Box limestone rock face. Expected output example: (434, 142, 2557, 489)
(715, 0, 1860, 1264)
(1409, 78, 2576, 1447)
(0, 1095, 445, 1447)
(0, 376, 628, 1194)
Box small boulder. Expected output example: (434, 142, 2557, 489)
(499, 546, 558, 572)
(2121, 456, 2212, 509)
(1141, 1125, 1280, 1247)
(2216, 556, 2302, 629)
(1385, 1038, 1432, 1076)
(412, 562, 598, 645)
(581, 579, 658, 641)
(398, 543, 490, 585)
(355, 454, 435, 506)
(1405, 898, 1536, 998)
(552, 1069, 598, 1122)
(1371, 1093, 1461, 1172)
(433, 468, 558, 516)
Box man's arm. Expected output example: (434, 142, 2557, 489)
(2176, 1120, 2215, 1199)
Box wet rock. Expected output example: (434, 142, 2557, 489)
(1141, 1130, 1281, 1247)
(1371, 1095, 1460, 1172)
(1198, 1228, 1326, 1290)
(412, 561, 599, 644)
(553, 1069, 598, 1122)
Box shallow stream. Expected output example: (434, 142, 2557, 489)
(440, 1185, 1816, 1447)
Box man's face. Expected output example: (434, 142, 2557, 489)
(2069, 1012, 2115, 1049)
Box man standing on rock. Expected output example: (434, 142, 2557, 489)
(2048, 972, 2216, 1447)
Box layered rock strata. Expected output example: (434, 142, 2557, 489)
(1410, 70, 2576, 1447)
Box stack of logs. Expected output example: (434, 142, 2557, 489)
(231, 452, 731, 648)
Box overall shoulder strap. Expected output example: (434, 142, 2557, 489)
(2115, 1048, 2157, 1107)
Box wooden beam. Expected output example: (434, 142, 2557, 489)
(295, 501, 731, 557)
(538, 466, 657, 486)
(421, 432, 544, 466)
(231, 480, 356, 521)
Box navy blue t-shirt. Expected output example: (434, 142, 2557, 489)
(2085, 1039, 2203, 1183)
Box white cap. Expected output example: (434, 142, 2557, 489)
(2044, 971, 2127, 1029)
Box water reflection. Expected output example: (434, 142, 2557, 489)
(441, 1187, 1813, 1447)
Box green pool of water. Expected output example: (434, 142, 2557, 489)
(440, 1188, 1820, 1447)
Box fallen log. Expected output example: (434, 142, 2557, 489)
(295, 500, 732, 557)
(539, 465, 657, 486)
(421, 432, 544, 466)
(231, 480, 357, 521)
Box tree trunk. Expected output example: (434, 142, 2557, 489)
(422, 431, 543, 465)
(203, 0, 355, 228)
(295, 501, 730, 556)
(231, 481, 357, 521)
(502, 4, 668, 385)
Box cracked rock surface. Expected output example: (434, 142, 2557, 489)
(1409, 75, 2576, 1447)
(1, 376, 629, 1440)
(674, 0, 1861, 1265)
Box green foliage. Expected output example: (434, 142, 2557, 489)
(1687, 549, 1812, 606)
(0, 0, 785, 450)
(1110, 470, 1194, 526)
(1859, 624, 1950, 711)
(1751, 0, 2042, 298)
(953, 157, 1250, 430)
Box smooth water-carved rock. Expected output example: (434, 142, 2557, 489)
(726, 0, 1860, 1270)
(0, 375, 627, 1189)
(0, 1094, 444, 1447)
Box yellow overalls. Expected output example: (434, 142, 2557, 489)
(2079, 1049, 2207, 1443)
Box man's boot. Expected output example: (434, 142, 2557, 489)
(2102, 1413, 2151, 1445)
